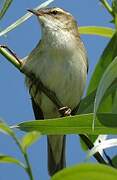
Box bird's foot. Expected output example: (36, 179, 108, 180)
(59, 106, 71, 116)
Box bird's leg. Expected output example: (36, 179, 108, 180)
(0, 45, 22, 65)
(59, 106, 71, 116)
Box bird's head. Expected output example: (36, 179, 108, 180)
(28, 7, 78, 35)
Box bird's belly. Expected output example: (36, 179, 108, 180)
(26, 53, 87, 119)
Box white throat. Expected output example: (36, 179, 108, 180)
(41, 26, 77, 53)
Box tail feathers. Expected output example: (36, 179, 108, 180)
(47, 135, 66, 176)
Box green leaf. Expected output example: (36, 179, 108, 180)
(77, 90, 96, 114)
(85, 33, 117, 143)
(0, 154, 25, 169)
(112, 0, 117, 27)
(0, 0, 54, 37)
(112, 0, 117, 14)
(94, 57, 117, 118)
(15, 113, 117, 135)
(76, 91, 97, 151)
(95, 78, 117, 113)
(0, 121, 14, 136)
(112, 90, 117, 113)
(75, 78, 116, 150)
(112, 155, 117, 168)
(87, 32, 117, 95)
(0, 0, 13, 20)
(51, 163, 117, 180)
(77, 79, 117, 115)
(21, 131, 41, 150)
(79, 26, 114, 38)
(100, 0, 113, 17)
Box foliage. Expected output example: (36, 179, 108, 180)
(16, 113, 117, 135)
(0, 121, 40, 180)
(0, 0, 13, 20)
(52, 164, 117, 180)
(0, 0, 117, 180)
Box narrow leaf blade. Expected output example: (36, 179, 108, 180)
(0, 121, 14, 136)
(15, 113, 117, 135)
(0, 0, 54, 37)
(21, 131, 41, 150)
(94, 57, 117, 116)
(0, 0, 13, 20)
(79, 26, 114, 38)
(87, 33, 117, 94)
(112, 155, 117, 168)
(0, 154, 25, 169)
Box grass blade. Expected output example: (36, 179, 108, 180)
(79, 26, 114, 38)
(0, 0, 13, 20)
(15, 113, 117, 135)
(0, 0, 54, 37)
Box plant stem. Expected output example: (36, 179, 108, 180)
(0, 46, 21, 70)
(24, 152, 34, 180)
(13, 135, 34, 180)
(0, 47, 34, 179)
(114, 14, 117, 30)
(100, 0, 114, 17)
(79, 134, 107, 164)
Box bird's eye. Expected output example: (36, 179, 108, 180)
(51, 10, 58, 15)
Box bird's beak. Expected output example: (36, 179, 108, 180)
(27, 9, 43, 16)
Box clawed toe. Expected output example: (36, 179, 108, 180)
(59, 106, 71, 116)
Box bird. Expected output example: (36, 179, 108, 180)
(22, 7, 88, 176)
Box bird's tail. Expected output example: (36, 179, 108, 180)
(47, 135, 66, 176)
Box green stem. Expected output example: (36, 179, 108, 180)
(0, 47, 34, 179)
(100, 0, 114, 17)
(24, 152, 34, 180)
(114, 14, 117, 30)
(0, 46, 21, 70)
(13, 135, 34, 180)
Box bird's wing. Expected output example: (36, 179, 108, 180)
(24, 39, 44, 120)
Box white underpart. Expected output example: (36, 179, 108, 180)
(23, 25, 87, 163)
